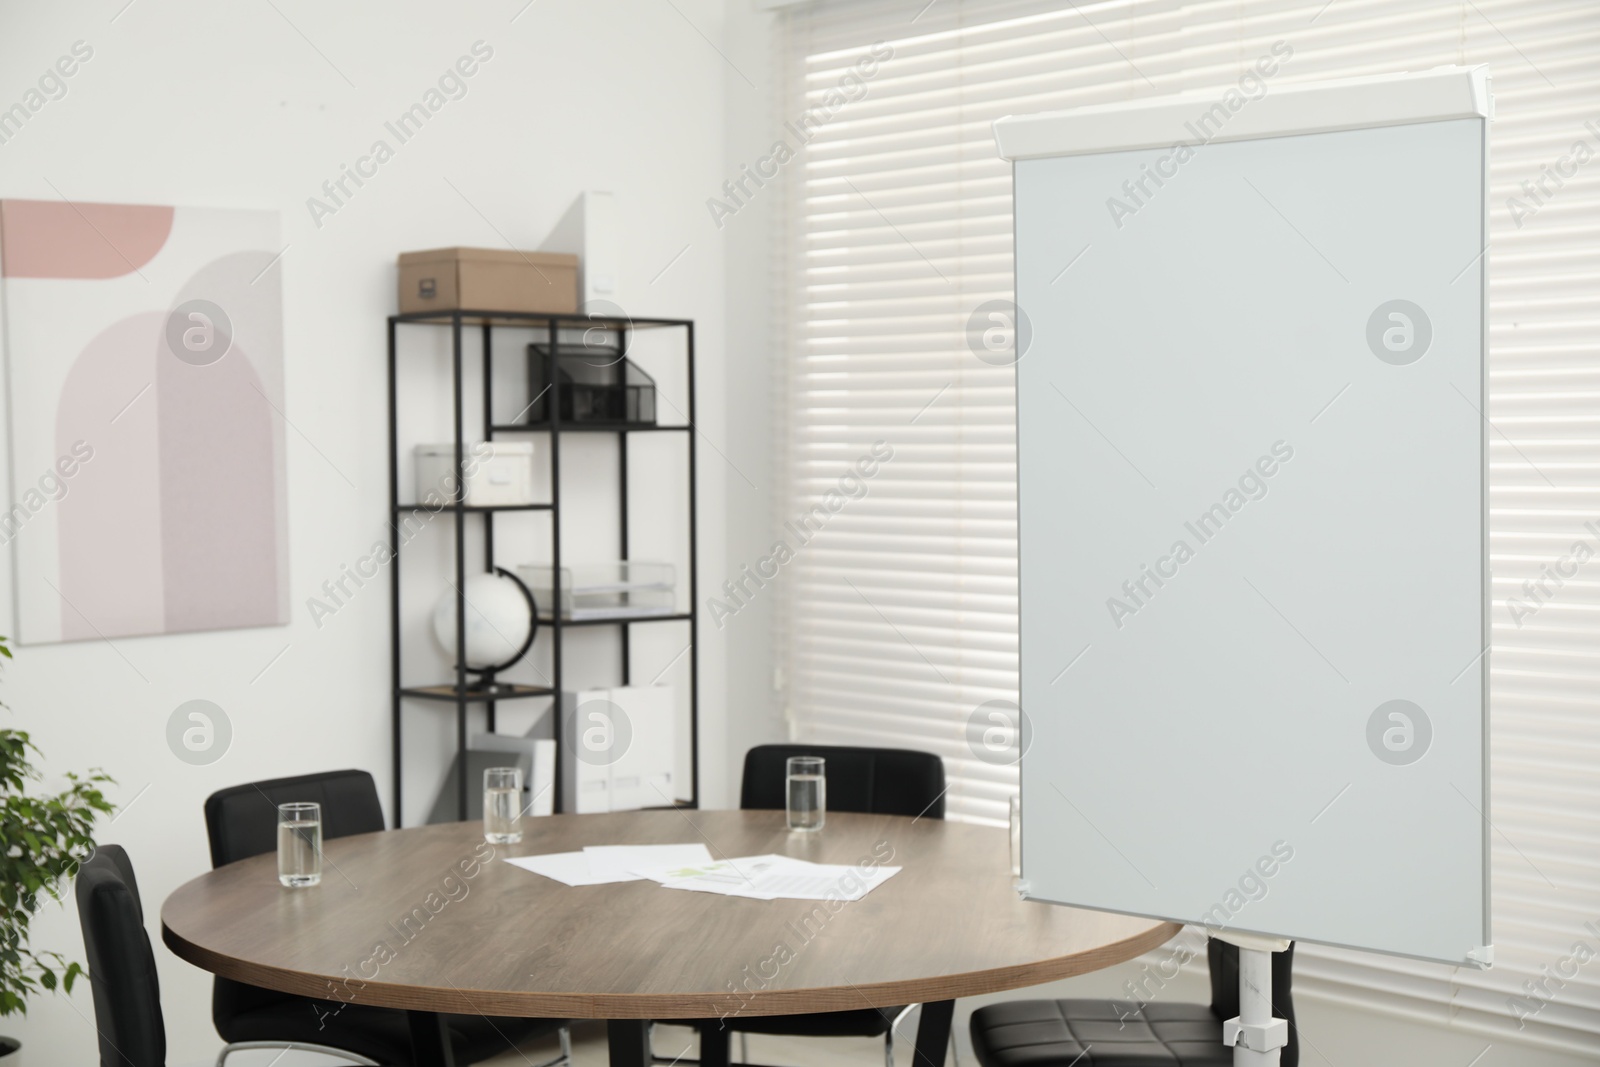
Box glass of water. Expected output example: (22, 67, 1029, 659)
(786, 756, 826, 832)
(484, 766, 523, 844)
(277, 802, 322, 888)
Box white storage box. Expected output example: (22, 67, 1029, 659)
(516, 561, 676, 621)
(414, 442, 537, 506)
(559, 686, 676, 813)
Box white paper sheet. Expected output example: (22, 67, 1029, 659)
(504, 844, 715, 887)
(652, 854, 901, 901)
(739, 862, 900, 901)
(503, 846, 894, 901)
(582, 843, 713, 880)
(630, 853, 786, 887)
(503, 851, 627, 886)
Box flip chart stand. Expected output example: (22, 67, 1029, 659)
(1215, 930, 1291, 1066)
(996, 64, 1495, 1065)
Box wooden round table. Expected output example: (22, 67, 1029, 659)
(162, 810, 1178, 1067)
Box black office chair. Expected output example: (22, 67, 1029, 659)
(204, 769, 571, 1067)
(76, 843, 377, 1067)
(969, 939, 1298, 1067)
(673, 744, 946, 1067)
(736, 744, 946, 820)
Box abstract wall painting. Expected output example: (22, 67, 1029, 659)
(0, 200, 288, 644)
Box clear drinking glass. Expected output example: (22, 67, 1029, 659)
(484, 766, 523, 844)
(277, 802, 322, 888)
(1009, 793, 1023, 887)
(786, 756, 826, 832)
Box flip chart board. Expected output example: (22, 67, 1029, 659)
(997, 67, 1491, 965)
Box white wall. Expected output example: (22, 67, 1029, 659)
(0, 1, 759, 1062)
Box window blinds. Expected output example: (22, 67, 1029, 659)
(774, 0, 1600, 1055)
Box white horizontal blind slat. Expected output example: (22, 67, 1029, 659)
(776, 0, 1600, 1053)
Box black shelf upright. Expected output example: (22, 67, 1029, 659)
(387, 309, 700, 826)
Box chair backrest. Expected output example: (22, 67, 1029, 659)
(204, 768, 384, 867)
(203, 770, 385, 1029)
(75, 844, 165, 1067)
(1208, 939, 1298, 1067)
(740, 744, 945, 820)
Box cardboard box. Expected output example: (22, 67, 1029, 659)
(398, 247, 578, 315)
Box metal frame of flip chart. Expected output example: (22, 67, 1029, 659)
(995, 66, 1493, 1065)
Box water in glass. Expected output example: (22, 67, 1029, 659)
(786, 756, 826, 832)
(484, 767, 523, 844)
(277, 803, 322, 888)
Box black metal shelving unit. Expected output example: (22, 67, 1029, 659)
(387, 309, 699, 826)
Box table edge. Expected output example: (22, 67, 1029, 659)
(161, 915, 1181, 1019)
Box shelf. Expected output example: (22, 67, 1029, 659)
(391, 502, 553, 514)
(490, 423, 691, 435)
(398, 683, 555, 704)
(539, 612, 693, 627)
(392, 310, 691, 330)
(391, 303, 700, 823)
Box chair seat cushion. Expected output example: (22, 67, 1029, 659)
(714, 1005, 905, 1038)
(220, 999, 563, 1066)
(971, 999, 1230, 1067)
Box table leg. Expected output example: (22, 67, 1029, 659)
(607, 1018, 652, 1067)
(407, 1010, 458, 1067)
(697, 1021, 731, 1067)
(911, 999, 955, 1067)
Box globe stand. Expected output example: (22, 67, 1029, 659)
(463, 668, 507, 695)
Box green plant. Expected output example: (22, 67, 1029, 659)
(0, 636, 114, 1016)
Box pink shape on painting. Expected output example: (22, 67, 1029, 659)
(1, 199, 173, 278)
(44, 230, 287, 643)
(158, 248, 287, 633)
(156, 338, 282, 634)
(56, 312, 167, 641)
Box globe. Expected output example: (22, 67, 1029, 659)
(431, 572, 534, 671)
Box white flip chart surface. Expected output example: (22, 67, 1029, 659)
(1000, 68, 1491, 965)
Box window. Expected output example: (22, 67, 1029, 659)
(774, 0, 1600, 1054)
